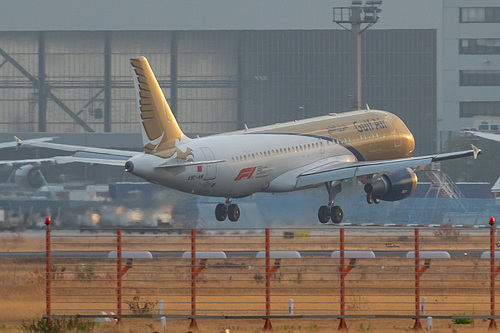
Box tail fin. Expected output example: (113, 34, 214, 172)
(130, 57, 189, 155)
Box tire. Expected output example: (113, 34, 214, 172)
(366, 193, 374, 204)
(215, 203, 227, 221)
(318, 205, 331, 224)
(331, 206, 343, 224)
(228, 204, 240, 222)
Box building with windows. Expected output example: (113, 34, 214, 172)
(439, 2, 500, 147)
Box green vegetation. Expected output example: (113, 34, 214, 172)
(21, 317, 95, 332)
(358, 323, 372, 331)
(452, 313, 474, 325)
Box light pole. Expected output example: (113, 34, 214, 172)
(333, 1, 382, 110)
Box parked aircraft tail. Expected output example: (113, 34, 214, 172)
(130, 57, 190, 156)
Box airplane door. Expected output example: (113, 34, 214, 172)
(394, 128, 401, 147)
(391, 118, 401, 148)
(201, 147, 217, 180)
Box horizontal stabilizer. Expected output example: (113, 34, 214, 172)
(10, 136, 139, 158)
(0, 156, 126, 168)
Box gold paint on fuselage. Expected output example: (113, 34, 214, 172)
(154, 146, 194, 161)
(249, 110, 414, 161)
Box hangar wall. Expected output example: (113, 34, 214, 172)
(0, 29, 436, 154)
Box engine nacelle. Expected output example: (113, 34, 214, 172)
(0, 163, 13, 173)
(14, 165, 45, 189)
(364, 168, 417, 202)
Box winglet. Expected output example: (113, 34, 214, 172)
(471, 144, 481, 159)
(14, 136, 22, 150)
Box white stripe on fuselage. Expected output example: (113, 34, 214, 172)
(128, 134, 355, 198)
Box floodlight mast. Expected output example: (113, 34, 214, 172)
(333, 1, 382, 110)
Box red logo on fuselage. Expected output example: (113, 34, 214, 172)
(234, 167, 256, 181)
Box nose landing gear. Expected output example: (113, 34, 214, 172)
(318, 182, 343, 224)
(215, 198, 240, 222)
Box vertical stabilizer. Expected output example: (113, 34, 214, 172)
(131, 57, 190, 156)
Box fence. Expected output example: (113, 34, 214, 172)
(43, 220, 500, 330)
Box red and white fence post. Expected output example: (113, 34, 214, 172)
(189, 229, 199, 330)
(45, 217, 51, 326)
(490, 217, 498, 330)
(338, 228, 348, 330)
(413, 228, 423, 330)
(116, 228, 122, 324)
(263, 228, 273, 331)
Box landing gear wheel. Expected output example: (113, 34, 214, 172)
(374, 198, 381, 204)
(366, 193, 374, 204)
(215, 203, 227, 221)
(228, 204, 240, 222)
(331, 206, 343, 224)
(318, 205, 331, 224)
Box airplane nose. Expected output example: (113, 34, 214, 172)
(125, 160, 134, 172)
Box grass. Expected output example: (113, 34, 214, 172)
(21, 317, 96, 333)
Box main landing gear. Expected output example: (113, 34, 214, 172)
(318, 182, 343, 224)
(366, 193, 381, 205)
(215, 198, 240, 222)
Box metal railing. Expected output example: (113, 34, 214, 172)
(43, 220, 500, 331)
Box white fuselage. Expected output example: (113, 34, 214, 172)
(127, 133, 354, 198)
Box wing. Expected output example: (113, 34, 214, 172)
(0, 137, 55, 149)
(0, 156, 127, 168)
(466, 131, 500, 142)
(7, 136, 139, 158)
(296, 145, 481, 188)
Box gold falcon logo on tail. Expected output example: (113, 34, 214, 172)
(130, 57, 192, 160)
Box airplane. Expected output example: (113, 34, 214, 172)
(464, 130, 500, 142)
(0, 57, 482, 224)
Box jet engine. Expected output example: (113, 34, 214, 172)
(14, 165, 45, 189)
(364, 168, 417, 202)
(0, 163, 13, 173)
